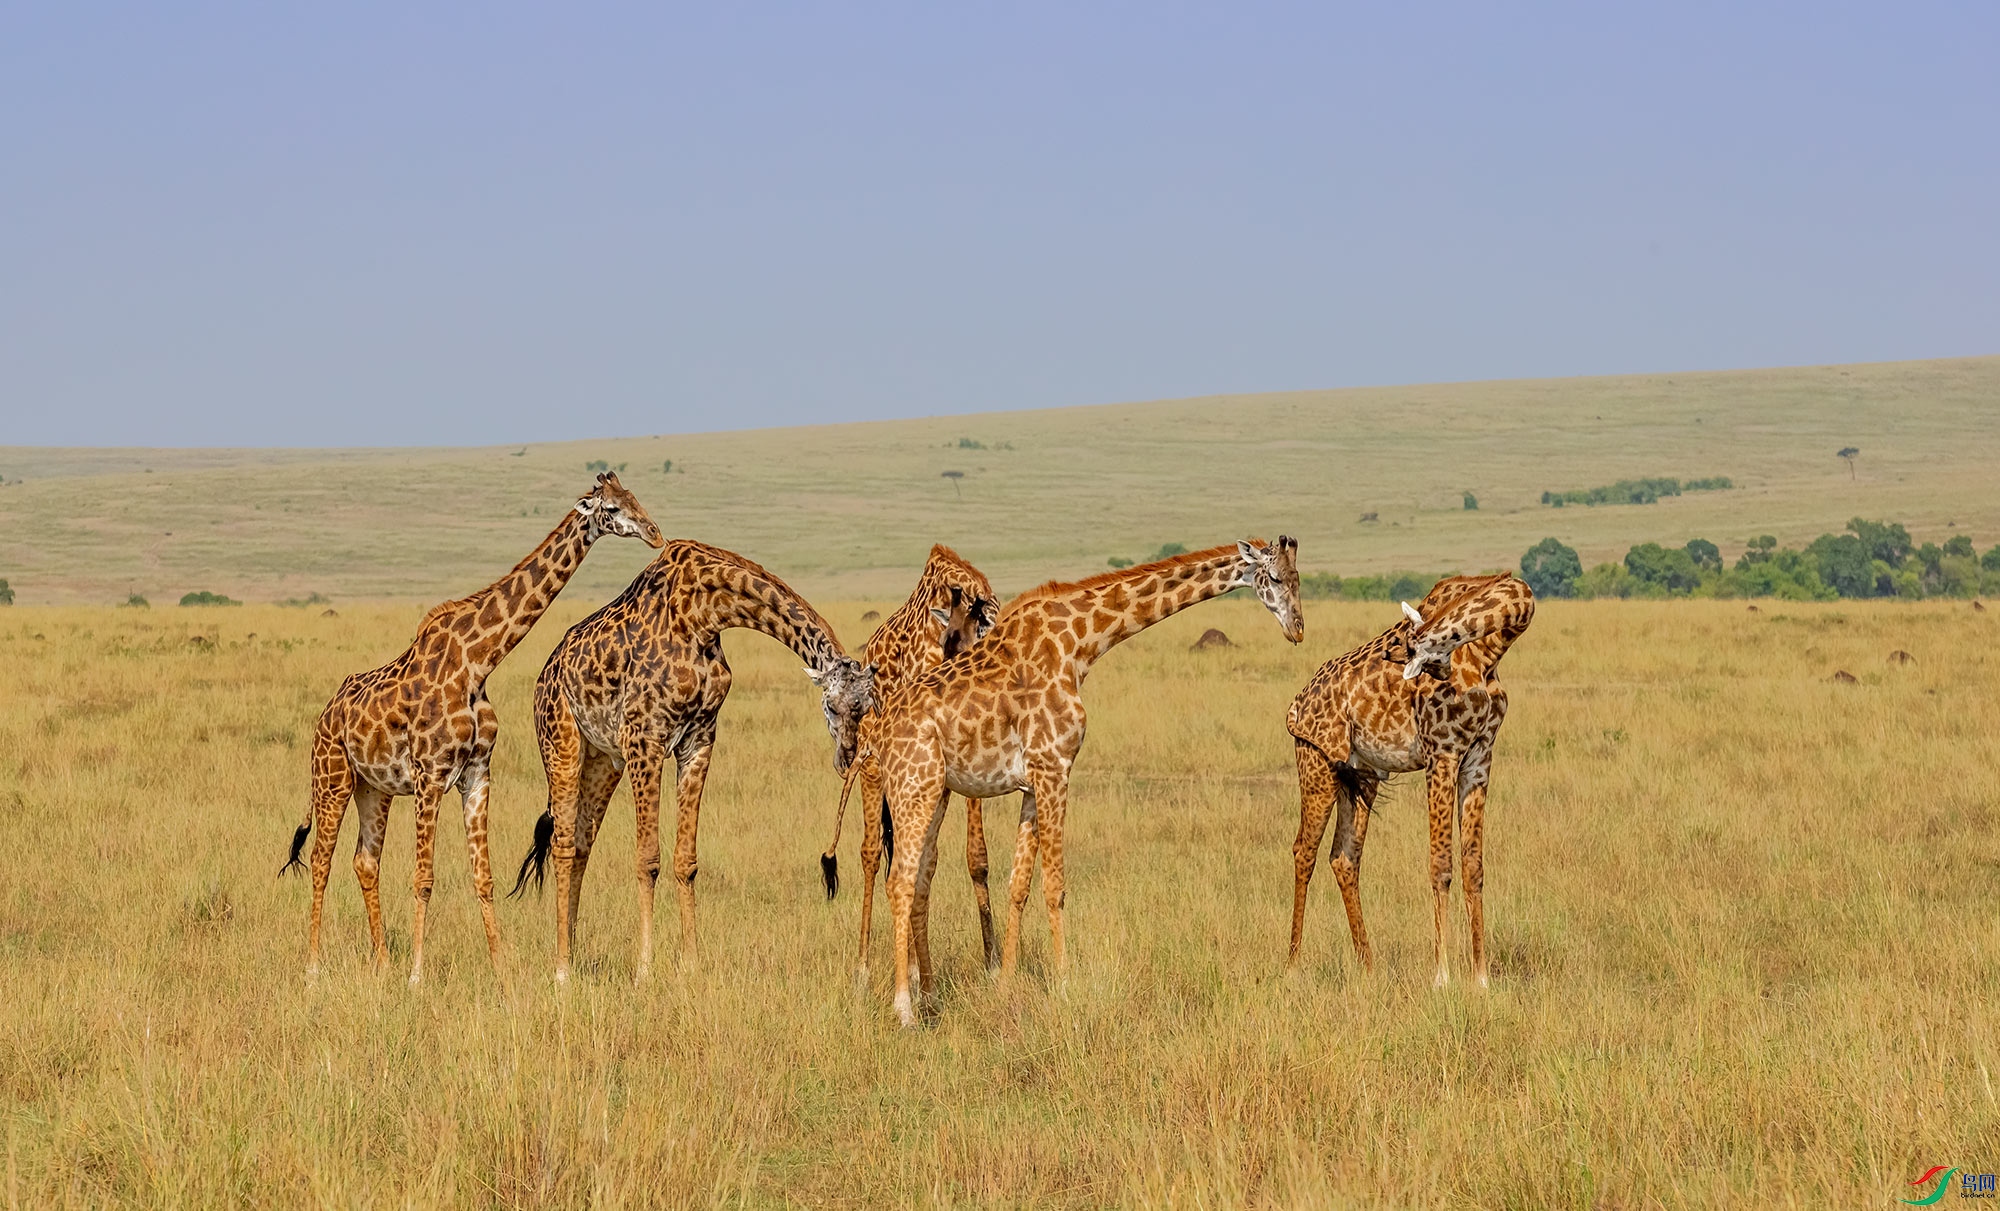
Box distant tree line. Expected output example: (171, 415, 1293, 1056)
(1541, 476, 1732, 507)
(1521, 519, 2000, 601)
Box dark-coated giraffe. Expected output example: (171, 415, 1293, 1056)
(510, 540, 876, 983)
(1285, 572, 1535, 988)
(283, 473, 663, 983)
(864, 539, 1303, 1026)
(818, 545, 1000, 977)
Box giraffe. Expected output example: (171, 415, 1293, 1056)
(817, 545, 1000, 977)
(508, 540, 876, 983)
(1284, 571, 1535, 988)
(864, 538, 1303, 1026)
(282, 472, 663, 983)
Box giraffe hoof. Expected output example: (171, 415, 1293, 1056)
(408, 971, 423, 989)
(892, 990, 917, 1029)
(553, 968, 570, 986)
(1432, 969, 1450, 990)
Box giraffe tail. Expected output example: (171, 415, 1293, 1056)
(280, 813, 312, 877)
(509, 810, 555, 900)
(821, 756, 867, 900)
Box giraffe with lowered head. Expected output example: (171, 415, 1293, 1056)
(510, 540, 876, 982)
(818, 545, 1000, 977)
(1285, 572, 1535, 988)
(284, 473, 663, 983)
(863, 538, 1303, 1026)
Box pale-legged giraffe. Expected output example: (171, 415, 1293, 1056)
(1285, 572, 1535, 988)
(509, 540, 876, 983)
(817, 545, 1000, 977)
(866, 539, 1303, 1026)
(283, 473, 663, 983)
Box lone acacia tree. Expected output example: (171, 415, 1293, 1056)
(940, 469, 964, 498)
(1838, 446, 1859, 480)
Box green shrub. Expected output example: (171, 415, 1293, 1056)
(122, 594, 149, 608)
(0, 577, 12, 606)
(1625, 543, 1703, 594)
(1520, 538, 1581, 599)
(179, 591, 241, 607)
(1463, 492, 1479, 511)
(1574, 562, 1636, 598)
(1684, 538, 1722, 572)
(1107, 557, 1133, 569)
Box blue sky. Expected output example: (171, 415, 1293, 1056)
(2, 2, 1993, 447)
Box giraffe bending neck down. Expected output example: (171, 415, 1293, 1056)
(509, 540, 875, 983)
(866, 538, 1303, 1026)
(817, 545, 999, 979)
(1285, 572, 1535, 989)
(284, 473, 663, 983)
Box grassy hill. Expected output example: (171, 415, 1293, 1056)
(1, 355, 1995, 605)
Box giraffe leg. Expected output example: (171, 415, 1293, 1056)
(854, 762, 885, 983)
(668, 723, 718, 968)
(625, 735, 670, 982)
(407, 775, 451, 987)
(352, 785, 392, 973)
(1287, 740, 1337, 970)
(1000, 789, 1039, 978)
(565, 748, 622, 956)
(1032, 772, 1071, 976)
(541, 705, 585, 985)
(458, 700, 502, 971)
(965, 795, 998, 970)
(305, 733, 354, 977)
(1426, 756, 1461, 989)
(909, 790, 948, 1007)
(1459, 747, 1493, 989)
(886, 771, 944, 1028)
(1332, 776, 1380, 974)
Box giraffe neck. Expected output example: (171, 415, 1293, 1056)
(686, 552, 849, 672)
(868, 556, 950, 676)
(461, 509, 597, 679)
(1413, 576, 1536, 685)
(1047, 545, 1248, 679)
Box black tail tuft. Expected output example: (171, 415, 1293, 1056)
(509, 810, 555, 899)
(280, 822, 311, 877)
(821, 852, 839, 900)
(880, 795, 895, 870)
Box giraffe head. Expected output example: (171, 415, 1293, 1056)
(806, 656, 878, 774)
(920, 545, 999, 660)
(1237, 535, 1304, 643)
(574, 473, 665, 548)
(1400, 601, 1461, 682)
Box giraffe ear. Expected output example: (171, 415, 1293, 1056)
(574, 497, 599, 517)
(804, 666, 823, 684)
(931, 607, 952, 627)
(1401, 601, 1424, 625)
(1237, 539, 1260, 563)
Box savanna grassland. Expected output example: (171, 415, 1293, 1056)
(3, 594, 1996, 1208)
(2, 355, 1998, 606)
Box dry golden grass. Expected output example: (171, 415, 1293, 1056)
(3, 595, 1998, 1207)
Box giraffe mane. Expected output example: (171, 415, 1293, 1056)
(1001, 541, 1264, 614)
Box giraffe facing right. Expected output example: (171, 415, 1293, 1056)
(1284, 572, 1535, 988)
(864, 538, 1303, 1026)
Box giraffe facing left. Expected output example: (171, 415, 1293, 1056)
(282, 472, 664, 984)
